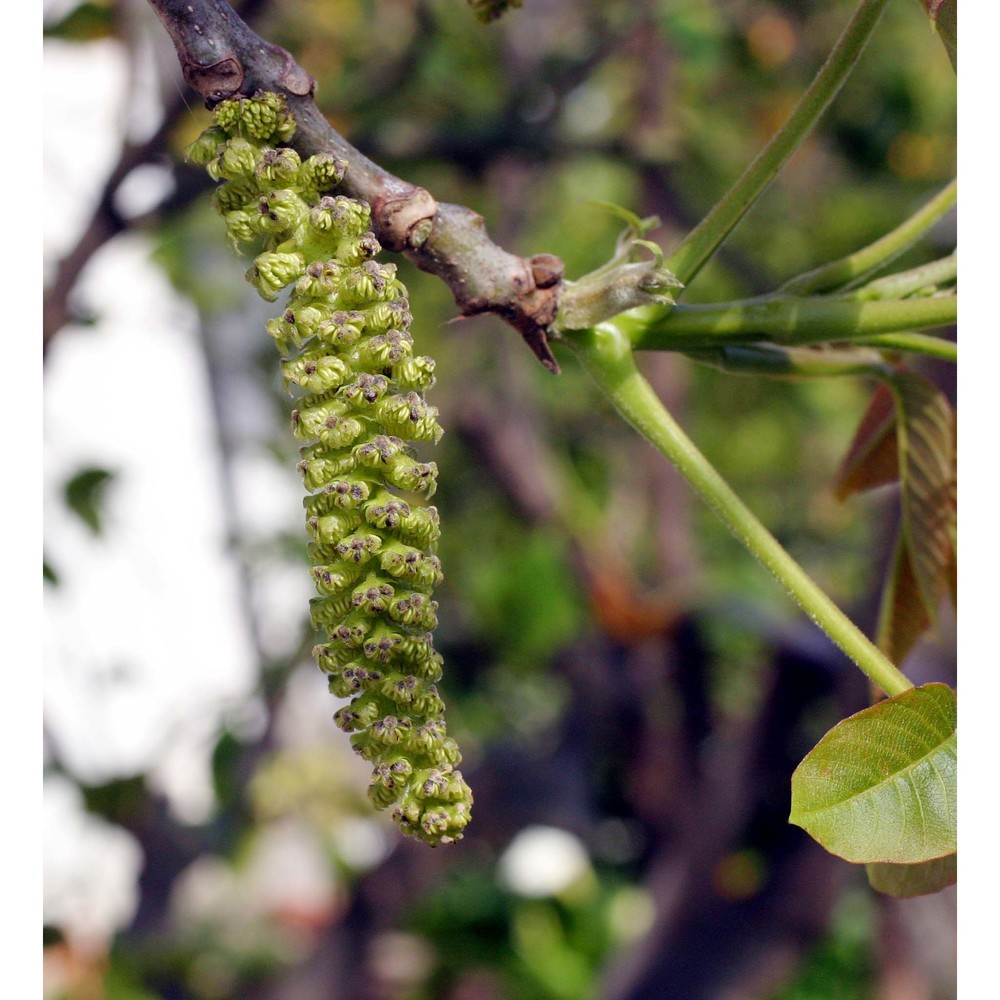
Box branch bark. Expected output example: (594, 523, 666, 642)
(145, 0, 565, 372)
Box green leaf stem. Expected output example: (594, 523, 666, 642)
(616, 293, 956, 353)
(565, 322, 913, 698)
(664, 0, 892, 288)
(780, 180, 956, 295)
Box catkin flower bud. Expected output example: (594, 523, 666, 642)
(298, 153, 349, 200)
(255, 147, 302, 186)
(213, 91, 296, 143)
(186, 125, 227, 167)
(208, 137, 260, 182)
(249, 251, 307, 300)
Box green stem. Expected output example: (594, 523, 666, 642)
(683, 343, 893, 379)
(780, 179, 957, 294)
(847, 255, 956, 301)
(618, 292, 955, 351)
(852, 332, 957, 361)
(565, 323, 913, 698)
(665, 0, 891, 287)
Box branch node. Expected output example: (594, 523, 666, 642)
(371, 188, 439, 252)
(278, 49, 314, 96)
(529, 253, 564, 289)
(182, 55, 243, 102)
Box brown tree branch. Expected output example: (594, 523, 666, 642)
(145, 0, 566, 372)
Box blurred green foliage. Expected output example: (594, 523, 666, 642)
(407, 867, 649, 1000)
(44, 0, 116, 41)
(62, 466, 117, 535)
(772, 887, 877, 1000)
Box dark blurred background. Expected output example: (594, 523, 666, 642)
(43, 1, 956, 997)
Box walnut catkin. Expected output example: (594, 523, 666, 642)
(189, 92, 472, 845)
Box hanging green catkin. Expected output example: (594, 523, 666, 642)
(188, 92, 473, 846)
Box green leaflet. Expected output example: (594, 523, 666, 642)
(789, 683, 956, 864)
(191, 93, 472, 846)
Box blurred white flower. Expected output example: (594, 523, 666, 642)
(43, 776, 143, 953)
(497, 825, 592, 897)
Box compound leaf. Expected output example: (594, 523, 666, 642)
(790, 683, 956, 864)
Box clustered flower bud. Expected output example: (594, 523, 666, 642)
(190, 92, 472, 846)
